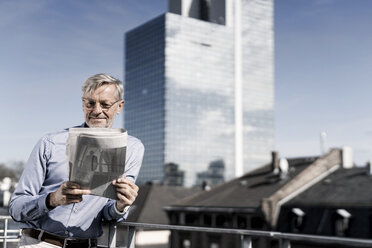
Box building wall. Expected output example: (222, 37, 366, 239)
(278, 206, 372, 239)
(125, 0, 274, 186)
(167, 209, 270, 248)
(125, 15, 166, 184)
(241, 0, 275, 172)
(164, 13, 235, 186)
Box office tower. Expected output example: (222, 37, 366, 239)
(125, 0, 274, 186)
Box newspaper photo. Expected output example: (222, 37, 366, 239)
(66, 128, 127, 200)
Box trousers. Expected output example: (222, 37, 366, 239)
(18, 235, 59, 248)
(18, 235, 100, 248)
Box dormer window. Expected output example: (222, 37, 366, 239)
(334, 209, 352, 236)
(290, 208, 305, 233)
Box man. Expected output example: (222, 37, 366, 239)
(9, 73, 144, 248)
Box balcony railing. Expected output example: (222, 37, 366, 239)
(0, 216, 21, 248)
(116, 222, 372, 248)
(2, 215, 372, 248)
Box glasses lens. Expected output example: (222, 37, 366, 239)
(85, 101, 95, 109)
(83, 99, 120, 110)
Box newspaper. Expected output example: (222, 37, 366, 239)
(66, 128, 127, 200)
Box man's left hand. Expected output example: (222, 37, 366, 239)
(112, 175, 139, 212)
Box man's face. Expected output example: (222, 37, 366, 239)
(82, 84, 124, 128)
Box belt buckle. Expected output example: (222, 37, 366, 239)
(63, 238, 93, 248)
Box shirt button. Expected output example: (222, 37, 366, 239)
(65, 231, 69, 235)
(73, 207, 78, 213)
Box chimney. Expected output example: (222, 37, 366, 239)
(368, 161, 372, 176)
(342, 146, 353, 169)
(271, 151, 279, 173)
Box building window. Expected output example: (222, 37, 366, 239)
(169, 212, 179, 224)
(334, 209, 352, 237)
(251, 216, 264, 229)
(185, 213, 199, 225)
(237, 215, 248, 229)
(290, 208, 306, 233)
(203, 214, 212, 226)
(216, 214, 231, 228)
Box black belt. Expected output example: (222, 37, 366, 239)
(22, 228, 97, 248)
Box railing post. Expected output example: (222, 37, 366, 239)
(3, 218, 8, 248)
(127, 226, 136, 248)
(240, 235, 252, 248)
(108, 222, 117, 248)
(279, 239, 291, 248)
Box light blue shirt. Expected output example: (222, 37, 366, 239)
(9, 124, 144, 238)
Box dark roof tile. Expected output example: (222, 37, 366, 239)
(127, 184, 199, 224)
(286, 167, 372, 207)
(169, 157, 318, 209)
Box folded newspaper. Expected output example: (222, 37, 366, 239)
(66, 128, 127, 200)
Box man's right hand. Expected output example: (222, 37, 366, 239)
(47, 182, 91, 209)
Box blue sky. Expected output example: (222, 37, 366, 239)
(275, 0, 372, 164)
(1, 0, 372, 166)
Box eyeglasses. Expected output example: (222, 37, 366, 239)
(82, 98, 122, 111)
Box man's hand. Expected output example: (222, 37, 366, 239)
(112, 175, 139, 212)
(47, 182, 91, 209)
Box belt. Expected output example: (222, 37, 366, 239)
(22, 228, 97, 248)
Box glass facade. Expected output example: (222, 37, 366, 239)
(125, 16, 166, 183)
(241, 0, 275, 171)
(125, 0, 274, 186)
(165, 13, 235, 186)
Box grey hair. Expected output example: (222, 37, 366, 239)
(82, 73, 124, 100)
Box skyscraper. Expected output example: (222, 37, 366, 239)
(124, 0, 274, 186)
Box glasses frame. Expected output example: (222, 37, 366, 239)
(82, 98, 122, 111)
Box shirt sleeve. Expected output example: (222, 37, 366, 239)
(102, 138, 144, 221)
(9, 137, 52, 221)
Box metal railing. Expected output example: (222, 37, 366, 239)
(2, 216, 372, 248)
(112, 222, 372, 248)
(0, 216, 21, 248)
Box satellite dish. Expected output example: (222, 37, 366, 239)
(279, 158, 289, 175)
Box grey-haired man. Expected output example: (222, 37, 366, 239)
(10, 74, 144, 248)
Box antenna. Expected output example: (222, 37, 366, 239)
(320, 131, 327, 155)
